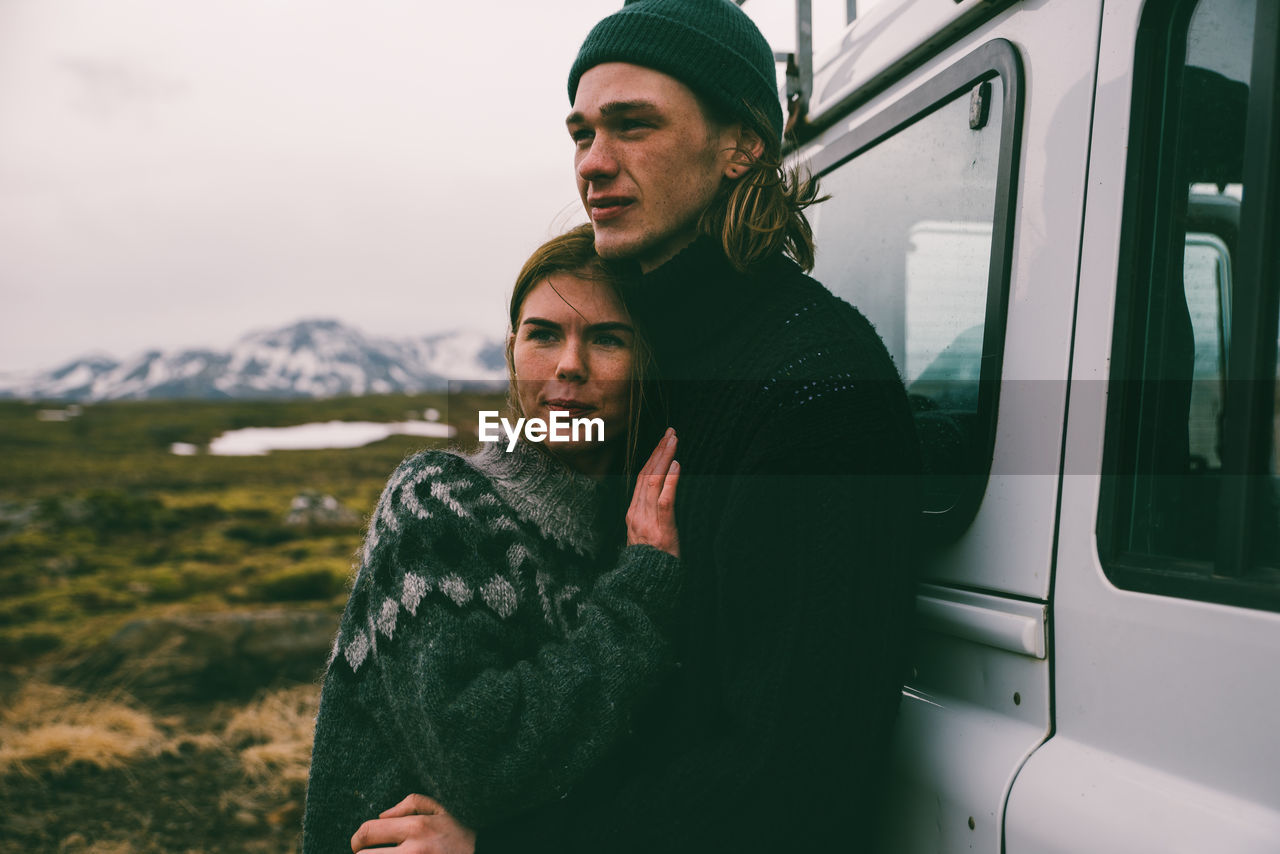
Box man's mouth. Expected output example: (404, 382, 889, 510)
(588, 196, 632, 222)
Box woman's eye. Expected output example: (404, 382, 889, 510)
(594, 333, 627, 347)
(526, 328, 556, 342)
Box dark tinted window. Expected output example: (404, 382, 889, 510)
(1102, 0, 1280, 609)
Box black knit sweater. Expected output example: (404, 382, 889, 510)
(302, 441, 682, 852)
(479, 238, 922, 853)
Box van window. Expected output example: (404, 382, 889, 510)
(1100, 0, 1280, 609)
(808, 42, 1021, 536)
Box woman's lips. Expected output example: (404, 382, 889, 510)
(544, 400, 596, 418)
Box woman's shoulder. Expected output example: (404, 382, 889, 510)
(371, 448, 506, 527)
(391, 448, 480, 479)
(384, 447, 506, 493)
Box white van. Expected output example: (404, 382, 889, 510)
(761, 0, 1280, 849)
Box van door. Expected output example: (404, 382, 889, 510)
(796, 0, 1105, 849)
(1005, 0, 1280, 848)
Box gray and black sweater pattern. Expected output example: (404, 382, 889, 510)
(302, 441, 681, 851)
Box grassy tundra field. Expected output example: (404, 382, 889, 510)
(0, 393, 503, 853)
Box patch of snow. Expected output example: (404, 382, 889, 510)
(208, 420, 456, 456)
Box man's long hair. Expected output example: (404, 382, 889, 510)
(697, 103, 827, 273)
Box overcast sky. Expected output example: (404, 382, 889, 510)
(0, 0, 865, 373)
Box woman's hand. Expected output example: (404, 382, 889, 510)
(351, 794, 475, 854)
(626, 428, 681, 558)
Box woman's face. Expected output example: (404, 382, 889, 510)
(510, 273, 635, 473)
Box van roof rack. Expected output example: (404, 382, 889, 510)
(735, 0, 859, 133)
(619, 0, 859, 133)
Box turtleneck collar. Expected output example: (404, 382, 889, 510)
(619, 236, 763, 366)
(467, 440, 621, 557)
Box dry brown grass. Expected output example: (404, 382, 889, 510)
(1, 679, 319, 848)
(1, 679, 318, 789)
(215, 683, 318, 834)
(223, 683, 317, 785)
(0, 682, 164, 775)
(55, 837, 139, 854)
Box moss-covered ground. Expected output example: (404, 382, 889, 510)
(0, 393, 504, 852)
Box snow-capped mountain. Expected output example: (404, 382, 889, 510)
(0, 320, 507, 401)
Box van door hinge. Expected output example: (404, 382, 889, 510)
(742, 0, 812, 135)
(970, 81, 993, 130)
(778, 51, 806, 134)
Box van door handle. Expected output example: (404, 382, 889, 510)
(915, 585, 1048, 658)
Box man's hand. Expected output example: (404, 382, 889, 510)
(351, 794, 476, 854)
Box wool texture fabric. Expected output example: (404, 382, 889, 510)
(476, 237, 923, 854)
(301, 440, 682, 851)
(568, 0, 783, 143)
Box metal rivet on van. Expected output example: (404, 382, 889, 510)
(1013, 692, 1022, 706)
(968, 817, 976, 831)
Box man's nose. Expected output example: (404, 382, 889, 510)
(576, 135, 619, 183)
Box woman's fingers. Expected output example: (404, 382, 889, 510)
(635, 429, 676, 500)
(639, 428, 676, 480)
(658, 460, 680, 509)
(636, 430, 662, 478)
(627, 431, 681, 558)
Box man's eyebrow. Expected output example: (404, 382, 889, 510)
(565, 100, 661, 126)
(600, 100, 660, 117)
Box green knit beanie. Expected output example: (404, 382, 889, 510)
(568, 0, 783, 144)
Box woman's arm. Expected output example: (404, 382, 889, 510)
(303, 647, 417, 853)
(380, 541, 679, 828)
(312, 442, 682, 832)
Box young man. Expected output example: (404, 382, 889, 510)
(348, 1, 920, 851)
(501, 0, 919, 849)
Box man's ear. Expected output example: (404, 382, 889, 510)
(724, 125, 765, 180)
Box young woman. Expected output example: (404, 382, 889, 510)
(302, 224, 681, 853)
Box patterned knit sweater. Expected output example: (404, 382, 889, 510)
(478, 238, 923, 854)
(301, 441, 682, 852)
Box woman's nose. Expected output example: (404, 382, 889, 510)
(554, 341, 587, 381)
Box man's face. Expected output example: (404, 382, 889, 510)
(567, 63, 740, 272)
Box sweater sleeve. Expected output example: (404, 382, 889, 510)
(385, 543, 681, 830)
(477, 382, 921, 854)
(306, 452, 684, 833)
(302, 643, 416, 853)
